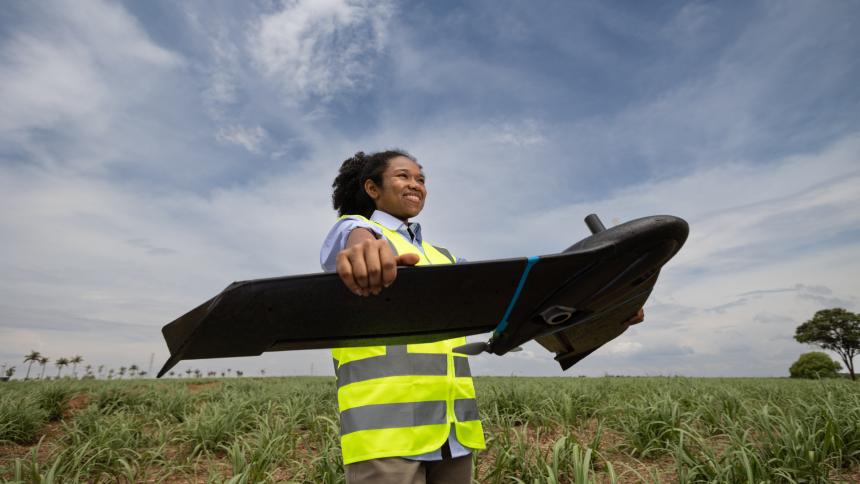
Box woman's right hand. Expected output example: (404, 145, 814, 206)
(335, 229, 420, 296)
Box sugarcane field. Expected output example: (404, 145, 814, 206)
(2, 376, 859, 483)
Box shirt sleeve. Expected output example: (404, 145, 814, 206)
(319, 217, 384, 272)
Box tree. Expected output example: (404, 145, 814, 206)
(38, 357, 49, 379)
(5, 366, 16, 378)
(790, 352, 842, 379)
(119, 366, 127, 379)
(55, 357, 69, 378)
(70, 355, 83, 378)
(795, 308, 860, 381)
(23, 350, 42, 380)
(129, 364, 139, 378)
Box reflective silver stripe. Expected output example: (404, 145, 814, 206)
(453, 356, 471, 377)
(454, 399, 479, 421)
(387, 344, 407, 355)
(335, 351, 447, 388)
(341, 400, 447, 435)
(432, 245, 456, 264)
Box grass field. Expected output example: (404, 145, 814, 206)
(1, 376, 859, 483)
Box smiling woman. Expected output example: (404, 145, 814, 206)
(320, 150, 483, 484)
(330, 150, 424, 219)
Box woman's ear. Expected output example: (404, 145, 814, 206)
(364, 179, 379, 201)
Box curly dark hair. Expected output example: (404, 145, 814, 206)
(331, 149, 418, 218)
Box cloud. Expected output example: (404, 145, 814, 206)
(1, 1, 858, 378)
(662, 1, 722, 41)
(248, 0, 394, 103)
(216, 125, 267, 153)
(0, 1, 181, 133)
(481, 119, 548, 147)
(0, 0, 184, 174)
(740, 284, 830, 298)
(604, 341, 643, 356)
(754, 312, 795, 325)
(0, 35, 110, 135)
(126, 238, 179, 256)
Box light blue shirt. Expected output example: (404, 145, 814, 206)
(320, 209, 471, 461)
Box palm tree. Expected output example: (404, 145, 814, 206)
(38, 357, 49, 379)
(97, 365, 105, 378)
(5, 366, 16, 379)
(193, 369, 202, 378)
(185, 368, 192, 378)
(138, 371, 147, 378)
(168, 371, 175, 378)
(108, 368, 115, 380)
(69, 355, 83, 378)
(84, 364, 92, 378)
(118, 366, 127, 379)
(260, 369, 266, 376)
(55, 357, 70, 378)
(23, 350, 42, 380)
(128, 364, 139, 378)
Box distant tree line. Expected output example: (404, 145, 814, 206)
(1, 351, 269, 381)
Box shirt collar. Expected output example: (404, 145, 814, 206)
(370, 210, 423, 243)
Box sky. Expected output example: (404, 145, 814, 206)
(1, 0, 858, 378)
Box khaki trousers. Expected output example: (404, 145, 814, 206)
(345, 455, 472, 484)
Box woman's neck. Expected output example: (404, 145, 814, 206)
(376, 208, 409, 224)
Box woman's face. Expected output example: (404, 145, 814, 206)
(365, 156, 427, 220)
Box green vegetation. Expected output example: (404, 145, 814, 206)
(1, 377, 859, 482)
(790, 351, 842, 379)
(795, 308, 860, 381)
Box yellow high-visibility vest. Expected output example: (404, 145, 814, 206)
(332, 214, 485, 464)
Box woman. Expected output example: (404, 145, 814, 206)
(320, 150, 483, 484)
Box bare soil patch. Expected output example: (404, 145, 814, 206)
(63, 392, 91, 418)
(186, 381, 221, 393)
(0, 421, 64, 473)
